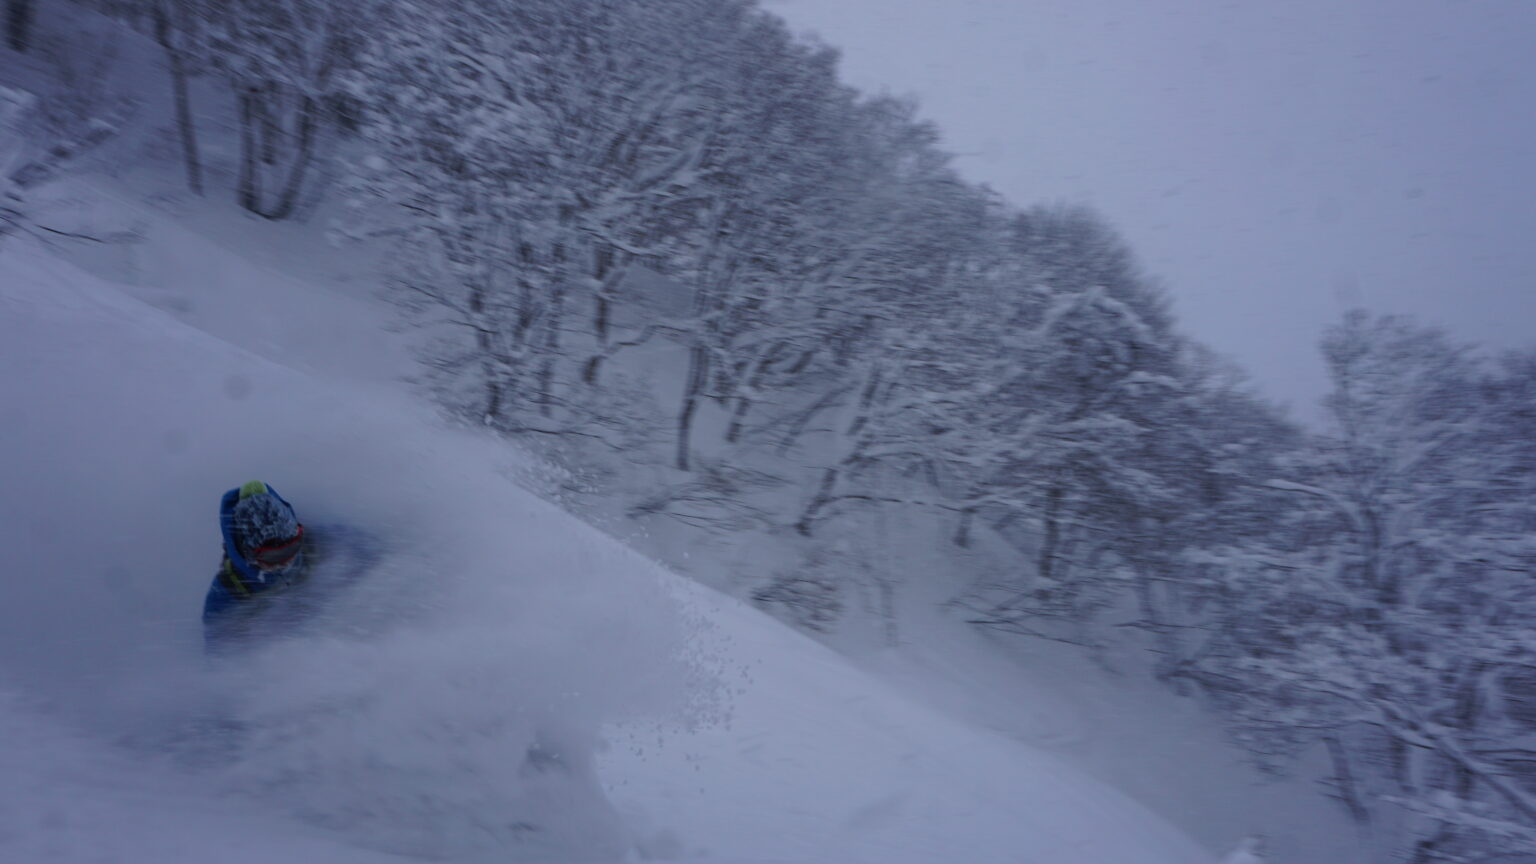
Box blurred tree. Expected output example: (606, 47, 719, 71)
(6, 0, 34, 52)
(210, 0, 362, 219)
(150, 0, 205, 194)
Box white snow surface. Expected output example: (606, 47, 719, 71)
(0, 195, 1217, 863)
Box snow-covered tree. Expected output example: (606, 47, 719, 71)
(787, 172, 1000, 535)
(662, 17, 876, 470)
(1179, 313, 1536, 861)
(348, 0, 774, 443)
(202, 0, 362, 218)
(939, 206, 1189, 638)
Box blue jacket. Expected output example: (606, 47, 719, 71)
(202, 485, 376, 652)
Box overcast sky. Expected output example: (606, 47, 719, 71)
(769, 0, 1536, 421)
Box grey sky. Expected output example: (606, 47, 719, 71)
(769, 0, 1536, 420)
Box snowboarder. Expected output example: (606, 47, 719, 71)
(201, 480, 320, 651)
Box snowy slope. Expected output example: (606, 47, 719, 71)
(0, 199, 1216, 862)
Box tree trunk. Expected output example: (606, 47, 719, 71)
(236, 88, 261, 213)
(675, 344, 707, 470)
(583, 245, 620, 385)
(580, 353, 603, 387)
(535, 233, 573, 419)
(513, 244, 537, 347)
(954, 506, 975, 548)
(536, 356, 556, 418)
(724, 395, 752, 444)
(1362, 504, 1392, 606)
(583, 296, 610, 385)
(1390, 735, 1416, 794)
(5, 0, 34, 52)
(1406, 662, 1489, 862)
(1039, 486, 1064, 582)
(468, 280, 502, 422)
(795, 465, 841, 536)
(870, 489, 901, 648)
(726, 343, 790, 443)
(878, 575, 899, 648)
(165, 49, 202, 195)
(1134, 560, 1185, 678)
(483, 375, 503, 424)
(1324, 734, 1371, 825)
(153, 2, 202, 195)
(265, 95, 318, 220)
(846, 365, 883, 438)
(258, 86, 281, 165)
(581, 279, 617, 385)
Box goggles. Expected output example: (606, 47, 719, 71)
(248, 524, 304, 569)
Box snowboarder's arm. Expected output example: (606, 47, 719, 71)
(201, 559, 255, 653)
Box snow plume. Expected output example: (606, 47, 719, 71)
(0, 686, 399, 864)
(205, 509, 704, 860)
(0, 243, 711, 861)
